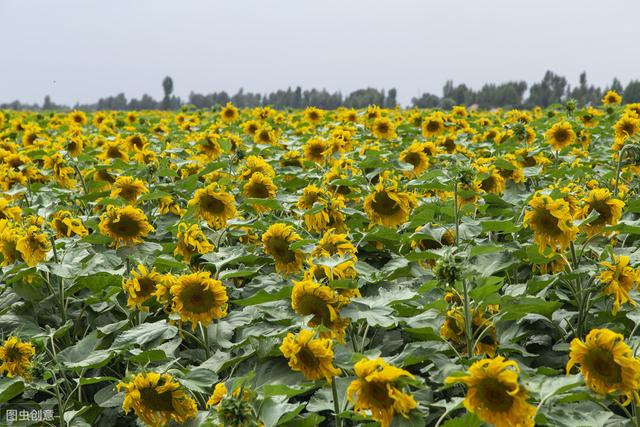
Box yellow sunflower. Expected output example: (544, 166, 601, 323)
(170, 271, 228, 329)
(602, 90, 622, 105)
(49, 210, 88, 238)
(243, 172, 277, 212)
(117, 372, 198, 427)
(567, 328, 640, 404)
(206, 382, 228, 407)
(237, 155, 276, 180)
(110, 176, 149, 204)
(123, 264, 164, 311)
(125, 134, 148, 151)
(445, 356, 536, 427)
(220, 102, 239, 122)
(312, 228, 357, 259)
(98, 205, 155, 248)
(523, 193, 578, 253)
(279, 329, 341, 383)
(347, 357, 417, 427)
(363, 178, 416, 228)
(188, 183, 237, 229)
(439, 306, 498, 356)
(291, 279, 349, 341)
(476, 165, 506, 195)
(253, 124, 279, 145)
(421, 113, 445, 137)
(0, 220, 22, 266)
(579, 188, 624, 236)
(16, 226, 50, 266)
(371, 117, 397, 140)
(597, 255, 640, 314)
(545, 121, 576, 151)
(0, 336, 35, 378)
(297, 185, 346, 234)
(303, 137, 330, 164)
(400, 142, 430, 177)
(0, 197, 22, 221)
(304, 257, 358, 283)
(158, 196, 183, 216)
(262, 223, 305, 275)
(304, 107, 325, 125)
(174, 222, 214, 261)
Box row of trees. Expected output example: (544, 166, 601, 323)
(3, 72, 640, 111)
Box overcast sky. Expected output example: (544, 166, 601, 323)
(1, 0, 638, 106)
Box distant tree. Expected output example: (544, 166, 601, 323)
(624, 80, 640, 103)
(526, 71, 567, 107)
(411, 93, 440, 108)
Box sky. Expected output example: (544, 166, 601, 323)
(1, 0, 638, 106)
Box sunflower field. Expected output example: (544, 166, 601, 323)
(1, 92, 640, 427)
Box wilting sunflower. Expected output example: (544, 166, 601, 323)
(304, 257, 358, 282)
(579, 188, 624, 236)
(0, 336, 35, 378)
(400, 142, 430, 177)
(545, 121, 576, 151)
(262, 223, 305, 275)
(303, 137, 330, 164)
(206, 382, 228, 407)
(174, 222, 214, 261)
(304, 107, 325, 125)
(446, 356, 536, 427)
(567, 328, 640, 404)
(158, 196, 183, 216)
(279, 329, 341, 383)
(117, 372, 198, 427)
(243, 172, 277, 212)
(371, 117, 397, 140)
(297, 185, 346, 233)
(122, 264, 164, 311)
(197, 133, 224, 159)
(312, 228, 357, 259)
(476, 165, 506, 195)
(421, 113, 445, 137)
(440, 306, 498, 356)
(0, 197, 22, 221)
(237, 155, 276, 180)
(523, 193, 578, 253)
(99, 139, 129, 163)
(602, 90, 622, 105)
(0, 220, 22, 266)
(347, 357, 417, 427)
(125, 134, 148, 151)
(16, 226, 50, 267)
(188, 183, 237, 229)
(597, 255, 640, 314)
(363, 178, 417, 228)
(98, 205, 155, 248)
(110, 176, 149, 204)
(220, 102, 239, 122)
(49, 210, 88, 238)
(291, 279, 349, 341)
(170, 271, 228, 329)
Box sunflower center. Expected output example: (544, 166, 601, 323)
(476, 378, 514, 412)
(481, 175, 498, 193)
(377, 123, 389, 134)
(403, 152, 422, 167)
(137, 277, 157, 298)
(200, 195, 226, 214)
(107, 214, 143, 237)
(372, 191, 400, 216)
(297, 294, 332, 324)
(5, 347, 23, 362)
(179, 282, 216, 313)
(247, 183, 270, 199)
(118, 185, 139, 201)
(224, 109, 234, 118)
(297, 346, 320, 369)
(139, 387, 176, 412)
(310, 144, 325, 157)
(130, 136, 144, 149)
(426, 121, 440, 132)
(533, 208, 562, 236)
(266, 237, 296, 263)
(554, 129, 569, 143)
(364, 381, 394, 408)
(584, 348, 622, 385)
(588, 200, 613, 225)
(258, 131, 271, 143)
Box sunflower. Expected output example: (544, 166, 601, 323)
(197, 133, 223, 159)
(476, 165, 506, 195)
(170, 271, 228, 329)
(253, 124, 279, 145)
(158, 196, 183, 216)
(567, 328, 640, 404)
(117, 372, 198, 427)
(242, 120, 260, 136)
(125, 134, 148, 151)
(67, 110, 87, 126)
(237, 155, 275, 180)
(304, 257, 358, 283)
(188, 183, 237, 229)
(98, 205, 155, 248)
(400, 142, 430, 177)
(579, 188, 624, 236)
(312, 228, 357, 259)
(262, 223, 305, 275)
(220, 102, 239, 122)
(602, 90, 622, 105)
(16, 226, 50, 267)
(110, 176, 149, 204)
(347, 357, 417, 427)
(0, 336, 35, 378)
(421, 113, 445, 137)
(243, 172, 277, 212)
(363, 178, 416, 228)
(613, 114, 639, 143)
(206, 382, 228, 407)
(99, 139, 129, 163)
(445, 356, 536, 427)
(123, 264, 164, 311)
(371, 117, 397, 140)
(279, 329, 341, 382)
(174, 222, 214, 261)
(291, 279, 349, 341)
(523, 193, 578, 253)
(304, 107, 325, 125)
(545, 121, 576, 151)
(439, 306, 498, 356)
(0, 197, 21, 221)
(303, 137, 330, 164)
(597, 255, 640, 314)
(49, 210, 88, 238)
(0, 220, 22, 266)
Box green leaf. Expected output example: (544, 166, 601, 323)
(0, 377, 24, 403)
(110, 320, 177, 349)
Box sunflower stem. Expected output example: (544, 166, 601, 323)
(462, 277, 474, 358)
(200, 322, 211, 360)
(613, 143, 635, 198)
(453, 179, 460, 247)
(331, 377, 341, 427)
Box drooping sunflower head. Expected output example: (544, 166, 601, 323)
(0, 336, 35, 378)
(262, 223, 305, 275)
(545, 121, 576, 151)
(125, 134, 148, 151)
(197, 132, 224, 159)
(597, 255, 640, 314)
(49, 210, 88, 238)
(0, 197, 22, 221)
(158, 195, 183, 216)
(174, 222, 214, 261)
(291, 279, 348, 341)
(579, 188, 624, 236)
(347, 357, 417, 427)
(237, 155, 276, 181)
(188, 183, 237, 229)
(170, 271, 229, 329)
(445, 356, 537, 427)
(363, 178, 417, 228)
(98, 205, 155, 248)
(523, 193, 578, 253)
(312, 229, 357, 259)
(476, 165, 506, 195)
(567, 328, 640, 404)
(16, 226, 51, 267)
(279, 329, 341, 383)
(117, 372, 198, 427)
(253, 125, 279, 145)
(110, 176, 149, 204)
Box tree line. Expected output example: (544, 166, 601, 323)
(3, 72, 640, 111)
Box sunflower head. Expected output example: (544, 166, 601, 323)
(188, 183, 237, 229)
(0, 336, 35, 378)
(523, 193, 578, 254)
(98, 205, 155, 248)
(243, 172, 277, 211)
(123, 264, 163, 311)
(371, 117, 397, 140)
(597, 255, 640, 314)
(579, 188, 624, 236)
(262, 223, 305, 275)
(291, 279, 349, 341)
(49, 210, 88, 238)
(110, 176, 149, 204)
(220, 102, 239, 122)
(174, 222, 214, 261)
(363, 177, 417, 228)
(279, 329, 341, 382)
(16, 226, 51, 267)
(603, 90, 622, 105)
(170, 271, 228, 329)
(545, 121, 576, 151)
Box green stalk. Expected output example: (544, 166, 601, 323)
(462, 278, 474, 358)
(331, 377, 341, 427)
(200, 323, 211, 360)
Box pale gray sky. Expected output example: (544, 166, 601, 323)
(1, 0, 638, 106)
